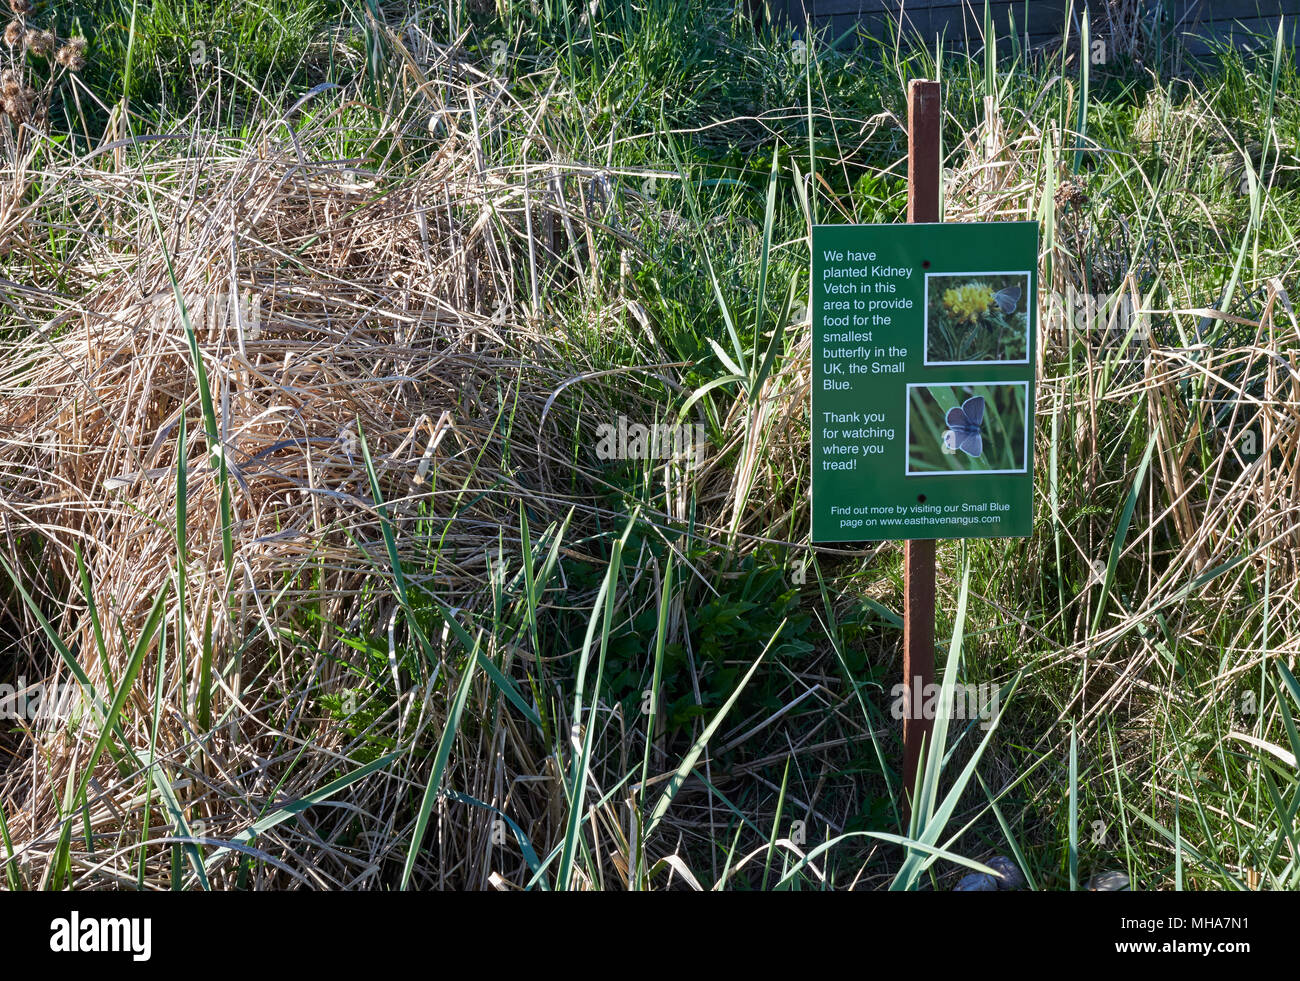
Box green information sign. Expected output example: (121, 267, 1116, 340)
(811, 221, 1038, 542)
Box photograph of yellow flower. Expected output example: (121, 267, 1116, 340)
(924, 271, 1031, 364)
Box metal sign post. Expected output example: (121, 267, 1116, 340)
(809, 78, 1037, 817)
(902, 79, 941, 809)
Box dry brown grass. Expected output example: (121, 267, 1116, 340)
(0, 33, 650, 885)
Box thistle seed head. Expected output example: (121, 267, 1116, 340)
(25, 28, 53, 56)
(56, 38, 86, 71)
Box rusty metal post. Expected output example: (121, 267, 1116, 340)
(902, 79, 941, 811)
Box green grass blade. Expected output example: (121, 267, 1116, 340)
(401, 636, 479, 890)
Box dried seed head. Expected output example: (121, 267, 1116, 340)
(1054, 176, 1089, 212)
(1, 94, 25, 123)
(56, 40, 85, 71)
(3, 19, 20, 46)
(8, 0, 30, 15)
(24, 28, 53, 56)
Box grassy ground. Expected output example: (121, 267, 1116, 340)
(1, 1, 1299, 889)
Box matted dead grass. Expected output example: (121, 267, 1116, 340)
(0, 37, 664, 885)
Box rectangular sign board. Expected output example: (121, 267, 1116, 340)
(811, 221, 1038, 542)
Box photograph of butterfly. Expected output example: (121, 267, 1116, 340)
(924, 272, 1031, 365)
(906, 383, 1029, 474)
(943, 396, 985, 458)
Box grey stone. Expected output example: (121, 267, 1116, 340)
(987, 855, 1026, 890)
(954, 872, 998, 891)
(1086, 870, 1131, 891)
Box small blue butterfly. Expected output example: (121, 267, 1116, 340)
(992, 285, 1022, 315)
(942, 396, 985, 458)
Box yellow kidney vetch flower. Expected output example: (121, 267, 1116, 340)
(941, 283, 995, 324)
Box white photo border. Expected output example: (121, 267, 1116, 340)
(923, 270, 1033, 366)
(904, 380, 1031, 476)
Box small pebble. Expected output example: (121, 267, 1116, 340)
(954, 872, 998, 891)
(1086, 870, 1131, 891)
(987, 855, 1026, 890)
